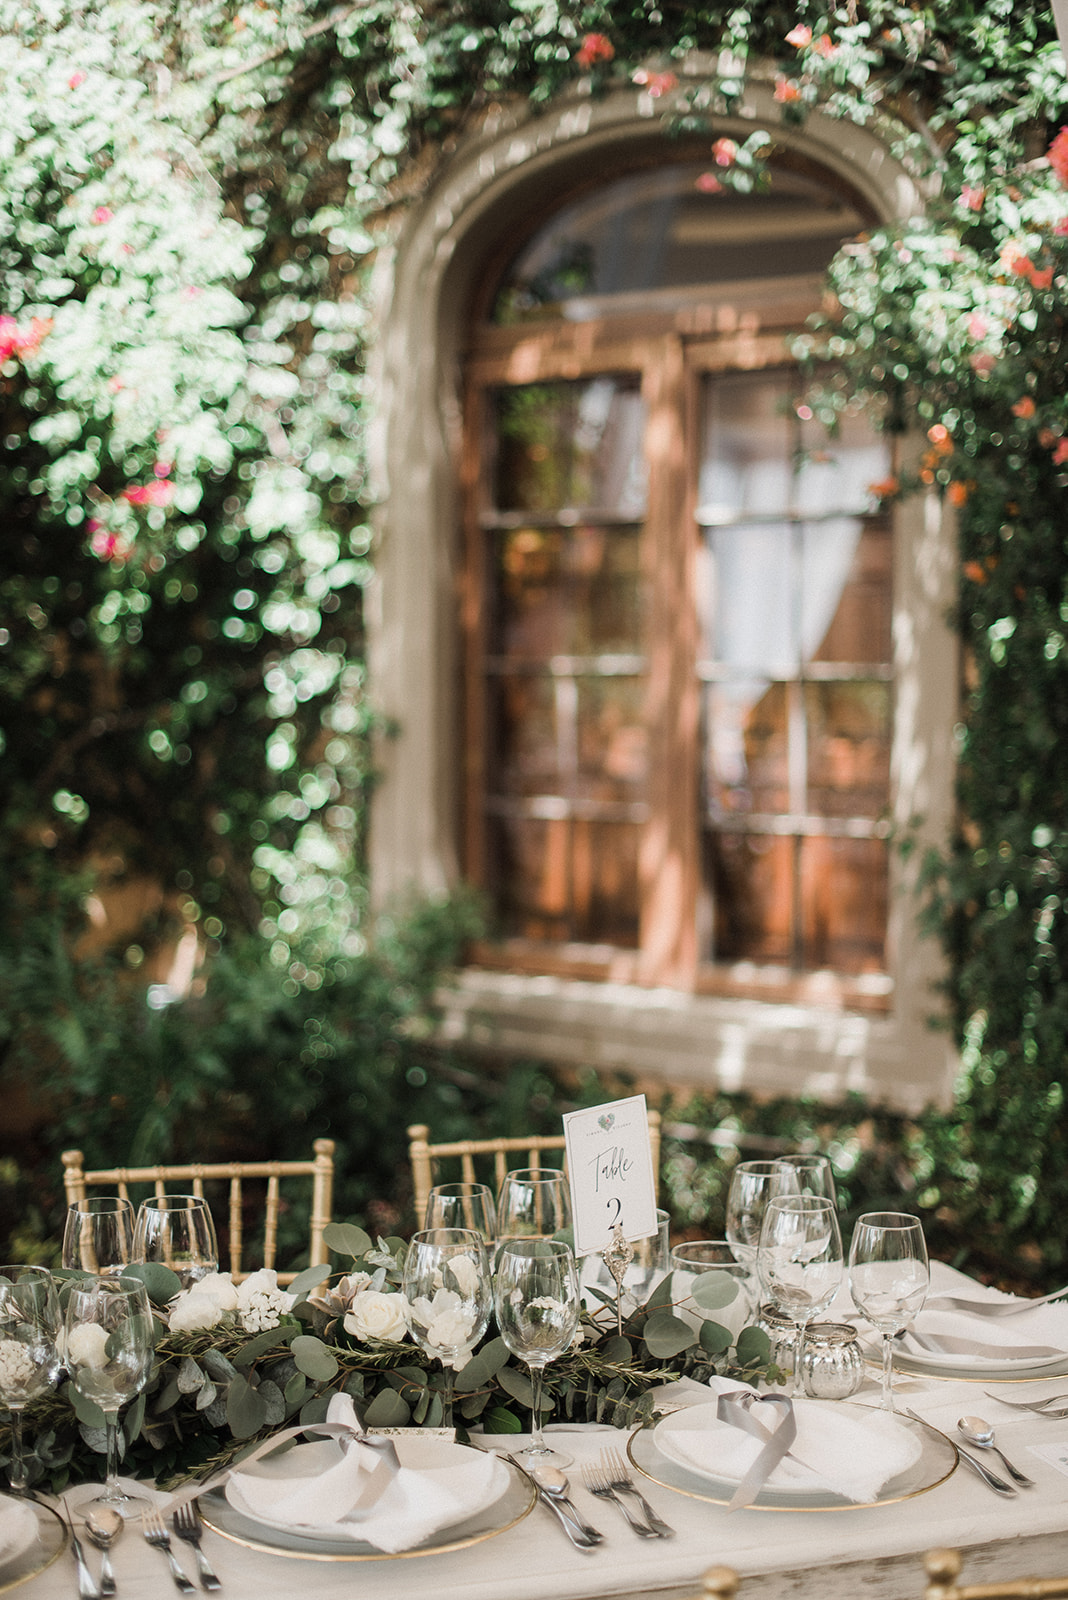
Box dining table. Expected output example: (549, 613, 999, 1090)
(14, 1261, 1068, 1600)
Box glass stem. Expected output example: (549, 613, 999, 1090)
(528, 1362, 546, 1452)
(880, 1332, 895, 1411)
(8, 1406, 27, 1494)
(102, 1409, 121, 1500)
(790, 1321, 807, 1399)
(441, 1365, 455, 1430)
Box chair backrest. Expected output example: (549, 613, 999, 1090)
(925, 1549, 1068, 1599)
(691, 1569, 739, 1599)
(407, 1110, 661, 1226)
(60, 1139, 335, 1285)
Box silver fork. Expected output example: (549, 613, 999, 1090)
(581, 1461, 659, 1537)
(983, 1390, 1068, 1416)
(142, 1509, 195, 1594)
(172, 1502, 222, 1591)
(600, 1447, 675, 1537)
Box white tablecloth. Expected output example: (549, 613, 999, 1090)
(28, 1263, 1068, 1600)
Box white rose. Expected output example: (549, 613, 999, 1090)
(446, 1254, 480, 1296)
(343, 1290, 410, 1343)
(169, 1294, 224, 1333)
(66, 1323, 110, 1371)
(188, 1272, 239, 1311)
(236, 1269, 282, 1303)
(425, 1305, 476, 1351)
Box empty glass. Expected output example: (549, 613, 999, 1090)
(494, 1239, 580, 1468)
(64, 1276, 155, 1515)
(62, 1197, 138, 1276)
(0, 1266, 62, 1494)
(757, 1195, 843, 1399)
(424, 1182, 497, 1242)
(775, 1154, 838, 1204)
(402, 1228, 492, 1429)
(848, 1211, 929, 1412)
(725, 1161, 784, 1278)
(134, 1195, 219, 1288)
(496, 1169, 571, 1242)
(669, 1240, 753, 1342)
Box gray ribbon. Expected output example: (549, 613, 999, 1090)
(902, 1328, 1063, 1360)
(163, 1416, 401, 1513)
(925, 1287, 1068, 1319)
(716, 1391, 799, 1512)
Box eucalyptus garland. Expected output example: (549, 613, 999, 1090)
(2, 1227, 772, 1494)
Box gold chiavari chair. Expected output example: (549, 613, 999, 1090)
(60, 1139, 335, 1284)
(689, 1570, 740, 1598)
(406, 1110, 661, 1225)
(925, 1548, 1068, 1599)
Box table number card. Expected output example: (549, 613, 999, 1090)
(563, 1094, 658, 1257)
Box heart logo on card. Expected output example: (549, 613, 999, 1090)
(597, 1113, 615, 1132)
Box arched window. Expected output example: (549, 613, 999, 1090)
(462, 155, 893, 1000)
(370, 83, 958, 1109)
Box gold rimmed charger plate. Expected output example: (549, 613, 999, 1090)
(626, 1407, 958, 1512)
(198, 1453, 536, 1561)
(883, 1345, 1068, 1385)
(0, 1499, 67, 1593)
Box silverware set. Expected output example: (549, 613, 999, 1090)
(517, 1448, 674, 1548)
(65, 1501, 221, 1597)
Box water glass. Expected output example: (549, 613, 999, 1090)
(669, 1240, 753, 1341)
(0, 1266, 61, 1494)
(496, 1168, 571, 1242)
(134, 1195, 219, 1288)
(725, 1161, 785, 1278)
(402, 1228, 492, 1428)
(775, 1153, 838, 1205)
(62, 1197, 138, 1276)
(64, 1276, 155, 1515)
(494, 1238, 579, 1468)
(757, 1195, 843, 1399)
(848, 1211, 929, 1411)
(424, 1182, 497, 1242)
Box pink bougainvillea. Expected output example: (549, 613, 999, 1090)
(122, 479, 175, 507)
(959, 185, 985, 212)
(785, 25, 812, 47)
(0, 314, 52, 363)
(773, 76, 803, 103)
(711, 138, 737, 167)
(632, 68, 677, 97)
(575, 33, 614, 68)
(1048, 126, 1068, 187)
(90, 206, 113, 225)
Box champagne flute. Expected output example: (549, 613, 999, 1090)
(725, 1160, 784, 1278)
(402, 1228, 492, 1429)
(848, 1211, 929, 1412)
(0, 1266, 62, 1495)
(64, 1276, 155, 1515)
(496, 1169, 571, 1243)
(424, 1182, 497, 1242)
(774, 1154, 837, 1204)
(757, 1195, 843, 1399)
(134, 1195, 219, 1288)
(63, 1197, 138, 1276)
(493, 1238, 580, 1469)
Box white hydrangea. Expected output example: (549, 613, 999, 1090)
(0, 1338, 36, 1389)
(235, 1269, 294, 1334)
(65, 1323, 110, 1371)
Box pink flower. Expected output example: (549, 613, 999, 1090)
(122, 479, 174, 507)
(969, 351, 996, 376)
(91, 206, 113, 225)
(959, 185, 985, 213)
(1012, 397, 1036, 419)
(0, 314, 52, 362)
(785, 25, 812, 47)
(1053, 439, 1068, 466)
(773, 76, 803, 103)
(632, 68, 677, 98)
(152, 460, 173, 478)
(576, 32, 614, 68)
(68, 70, 87, 89)
(1048, 127, 1068, 188)
(90, 525, 131, 562)
(1030, 266, 1054, 290)
(711, 138, 738, 167)
(1055, 218, 1068, 237)
(966, 313, 988, 339)
(695, 172, 724, 194)
(811, 35, 839, 58)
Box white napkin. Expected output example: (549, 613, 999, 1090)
(654, 1380, 921, 1503)
(0, 1496, 38, 1562)
(226, 1394, 509, 1554)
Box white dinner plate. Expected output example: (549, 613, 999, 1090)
(889, 1343, 1068, 1382)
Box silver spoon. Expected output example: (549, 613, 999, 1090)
(957, 1415, 1035, 1486)
(84, 1506, 123, 1598)
(528, 1464, 604, 1542)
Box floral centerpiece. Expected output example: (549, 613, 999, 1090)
(5, 1225, 774, 1493)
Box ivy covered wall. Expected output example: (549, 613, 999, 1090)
(2, 2, 1068, 1262)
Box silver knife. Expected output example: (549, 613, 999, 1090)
(905, 1410, 1017, 1496)
(61, 1507, 102, 1600)
(534, 1486, 602, 1549)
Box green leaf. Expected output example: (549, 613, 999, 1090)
(321, 1223, 372, 1259)
(284, 1372, 308, 1406)
(291, 1335, 339, 1382)
(642, 1310, 697, 1359)
(481, 1405, 522, 1434)
(598, 1335, 633, 1363)
(698, 1319, 732, 1356)
(202, 1348, 239, 1383)
(497, 1364, 535, 1408)
(735, 1326, 771, 1367)
(195, 1380, 218, 1411)
(691, 1272, 740, 1311)
(124, 1391, 146, 1443)
(232, 1325, 298, 1368)
(258, 1379, 287, 1427)
(177, 1356, 207, 1394)
(226, 1375, 268, 1439)
(453, 1335, 509, 1392)
(362, 1388, 410, 1428)
(299, 1393, 333, 1426)
(122, 1262, 183, 1307)
(289, 1264, 332, 1296)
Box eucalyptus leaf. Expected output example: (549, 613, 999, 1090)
(735, 1326, 772, 1367)
(322, 1223, 372, 1259)
(691, 1272, 740, 1311)
(202, 1348, 239, 1383)
(698, 1319, 732, 1356)
(177, 1356, 207, 1394)
(362, 1389, 410, 1428)
(642, 1310, 698, 1359)
(226, 1374, 268, 1439)
(122, 1262, 182, 1308)
(289, 1264, 332, 1297)
(497, 1365, 535, 1409)
(195, 1379, 218, 1411)
(258, 1379, 286, 1428)
(291, 1335, 339, 1382)
(232, 1325, 298, 1368)
(284, 1372, 307, 1406)
(481, 1405, 522, 1434)
(599, 1335, 633, 1363)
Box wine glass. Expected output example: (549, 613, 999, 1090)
(496, 1169, 571, 1243)
(725, 1160, 785, 1278)
(63, 1276, 155, 1515)
(402, 1228, 492, 1429)
(493, 1238, 580, 1469)
(63, 1197, 138, 1276)
(424, 1182, 497, 1242)
(848, 1211, 929, 1412)
(134, 1195, 219, 1288)
(0, 1266, 62, 1495)
(669, 1240, 753, 1342)
(775, 1154, 838, 1204)
(757, 1195, 843, 1399)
